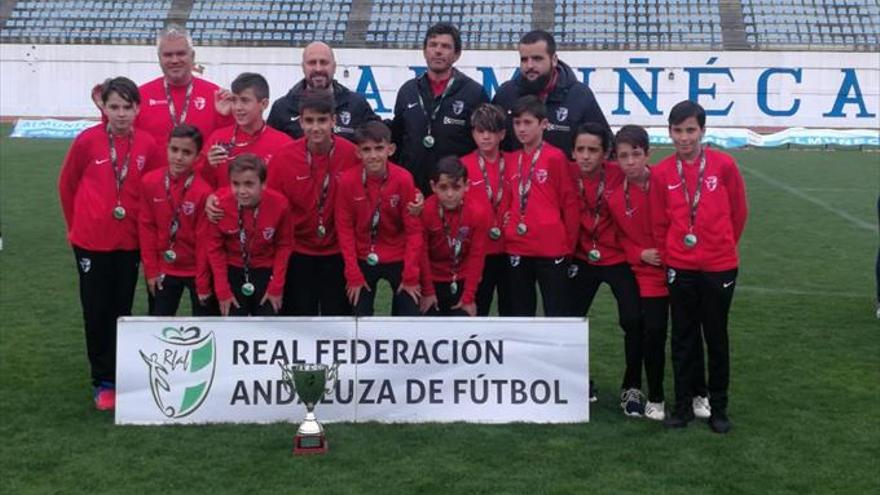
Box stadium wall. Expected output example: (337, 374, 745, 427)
(1, 44, 877, 129)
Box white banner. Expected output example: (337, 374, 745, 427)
(2, 45, 877, 128)
(116, 317, 589, 425)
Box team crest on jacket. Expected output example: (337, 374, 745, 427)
(458, 226, 470, 238)
(389, 194, 400, 207)
(556, 107, 569, 122)
(452, 100, 465, 116)
(339, 111, 351, 125)
(136, 155, 146, 171)
(182, 201, 196, 216)
(705, 176, 718, 192)
(536, 168, 549, 184)
(262, 227, 275, 240)
(194, 96, 206, 111)
(79, 257, 91, 273)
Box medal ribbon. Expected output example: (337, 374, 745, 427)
(478, 153, 505, 211)
(362, 168, 389, 253)
(163, 172, 195, 249)
(581, 167, 605, 247)
(307, 143, 336, 233)
(675, 150, 707, 231)
(237, 204, 260, 284)
(623, 173, 650, 218)
(517, 144, 543, 221)
(164, 79, 194, 126)
(417, 76, 456, 138)
(107, 126, 132, 207)
(439, 202, 465, 285)
(226, 123, 268, 152)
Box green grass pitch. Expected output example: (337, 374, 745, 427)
(1, 126, 878, 494)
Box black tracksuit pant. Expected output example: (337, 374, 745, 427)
(282, 253, 351, 316)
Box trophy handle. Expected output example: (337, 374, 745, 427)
(324, 362, 340, 396)
(278, 362, 296, 397)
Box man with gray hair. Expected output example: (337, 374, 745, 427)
(267, 41, 379, 142)
(134, 24, 233, 162)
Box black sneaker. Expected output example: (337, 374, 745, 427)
(708, 413, 732, 434)
(589, 380, 598, 403)
(663, 406, 695, 428)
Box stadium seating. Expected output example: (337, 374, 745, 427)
(742, 0, 879, 50)
(366, 0, 532, 48)
(0, 0, 877, 51)
(552, 0, 723, 49)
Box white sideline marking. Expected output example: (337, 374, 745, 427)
(737, 285, 863, 299)
(740, 166, 877, 232)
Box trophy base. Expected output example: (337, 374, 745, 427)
(293, 434, 328, 455)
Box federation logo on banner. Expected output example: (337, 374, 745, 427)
(139, 326, 216, 419)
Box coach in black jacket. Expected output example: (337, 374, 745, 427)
(391, 23, 488, 194)
(268, 41, 379, 142)
(493, 30, 610, 158)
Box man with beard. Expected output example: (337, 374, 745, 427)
(391, 23, 488, 195)
(267, 41, 379, 142)
(493, 30, 610, 158)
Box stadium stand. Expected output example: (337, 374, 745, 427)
(0, 0, 877, 51)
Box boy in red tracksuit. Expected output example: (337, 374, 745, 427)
(267, 91, 360, 315)
(502, 96, 579, 317)
(139, 124, 217, 316)
(651, 100, 748, 434)
(461, 103, 515, 316)
(58, 77, 161, 411)
(204, 154, 294, 316)
(335, 121, 423, 316)
(198, 72, 292, 190)
(419, 157, 490, 316)
(566, 122, 644, 415)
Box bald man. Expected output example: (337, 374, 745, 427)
(267, 42, 379, 142)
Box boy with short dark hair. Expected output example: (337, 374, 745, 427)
(59, 76, 161, 410)
(139, 124, 217, 316)
(461, 103, 514, 316)
(419, 156, 490, 316)
(204, 153, 293, 316)
(502, 95, 579, 317)
(651, 100, 748, 433)
(199, 72, 292, 190)
(268, 90, 360, 315)
(567, 122, 645, 415)
(335, 121, 423, 316)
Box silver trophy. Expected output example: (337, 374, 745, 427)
(278, 362, 339, 455)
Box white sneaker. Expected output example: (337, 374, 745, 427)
(644, 401, 666, 421)
(692, 395, 711, 419)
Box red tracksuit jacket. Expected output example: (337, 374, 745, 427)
(58, 124, 161, 251)
(571, 160, 627, 266)
(461, 150, 514, 256)
(136, 76, 233, 167)
(334, 162, 422, 287)
(197, 123, 293, 190)
(138, 168, 214, 293)
(607, 173, 667, 297)
(204, 188, 294, 300)
(501, 142, 579, 258)
(650, 147, 748, 272)
(419, 194, 490, 305)
(267, 136, 360, 256)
